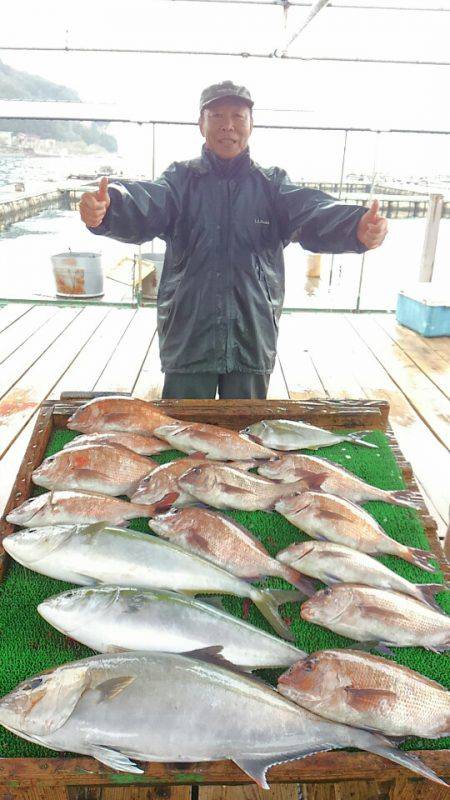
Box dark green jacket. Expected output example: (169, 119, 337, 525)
(90, 145, 367, 373)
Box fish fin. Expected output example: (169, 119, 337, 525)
(388, 489, 423, 510)
(427, 642, 450, 654)
(201, 596, 226, 610)
(145, 492, 180, 515)
(190, 451, 208, 459)
(218, 483, 253, 495)
(345, 433, 378, 449)
(95, 676, 136, 703)
(105, 644, 131, 653)
(181, 646, 256, 677)
(20, 665, 90, 736)
(402, 547, 437, 574)
(233, 746, 336, 790)
(281, 566, 317, 596)
(250, 588, 297, 641)
(344, 687, 396, 714)
(89, 745, 143, 774)
(296, 471, 329, 491)
(346, 641, 396, 657)
(276, 542, 316, 563)
(320, 510, 348, 521)
(415, 583, 446, 612)
(356, 732, 448, 787)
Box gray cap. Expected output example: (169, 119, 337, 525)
(200, 80, 254, 112)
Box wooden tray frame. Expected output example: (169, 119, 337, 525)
(0, 396, 448, 792)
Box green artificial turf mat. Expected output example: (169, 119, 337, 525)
(0, 426, 448, 759)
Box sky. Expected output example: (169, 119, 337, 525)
(1, 0, 450, 179)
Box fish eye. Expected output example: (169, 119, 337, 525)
(303, 658, 317, 672)
(323, 587, 333, 597)
(242, 427, 250, 433)
(190, 467, 201, 475)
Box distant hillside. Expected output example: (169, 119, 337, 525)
(0, 60, 117, 152)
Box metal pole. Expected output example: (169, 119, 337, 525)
(355, 130, 381, 311)
(419, 193, 444, 281)
(328, 129, 348, 291)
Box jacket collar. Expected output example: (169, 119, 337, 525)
(190, 144, 254, 179)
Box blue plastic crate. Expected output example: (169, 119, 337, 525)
(396, 285, 450, 337)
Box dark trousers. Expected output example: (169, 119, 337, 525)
(162, 372, 271, 399)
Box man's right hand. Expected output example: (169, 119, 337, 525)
(79, 177, 111, 228)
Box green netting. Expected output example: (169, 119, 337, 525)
(0, 427, 448, 759)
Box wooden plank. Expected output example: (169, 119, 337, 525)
(340, 315, 450, 524)
(0, 307, 81, 399)
(348, 314, 450, 451)
(293, 313, 367, 399)
(390, 776, 450, 800)
(106, 788, 191, 799)
(94, 308, 155, 394)
(424, 335, 450, 362)
(0, 305, 59, 364)
(0, 302, 33, 334)
(0, 307, 107, 459)
(373, 313, 450, 400)
(277, 314, 327, 400)
(100, 788, 191, 800)
(52, 307, 136, 397)
(199, 785, 298, 799)
(0, 415, 37, 518)
(133, 319, 164, 401)
(0, 751, 448, 787)
(268, 356, 289, 399)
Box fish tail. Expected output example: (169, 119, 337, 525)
(352, 730, 448, 787)
(387, 489, 423, 510)
(345, 432, 377, 449)
(279, 565, 317, 597)
(251, 588, 300, 641)
(399, 545, 437, 574)
(414, 582, 447, 611)
(137, 493, 179, 517)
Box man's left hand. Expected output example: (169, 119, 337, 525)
(356, 199, 388, 249)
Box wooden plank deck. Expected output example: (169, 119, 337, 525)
(0, 303, 448, 539)
(0, 303, 449, 800)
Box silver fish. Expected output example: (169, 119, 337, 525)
(3, 523, 297, 640)
(241, 420, 376, 451)
(278, 648, 450, 739)
(301, 584, 450, 652)
(149, 506, 316, 594)
(258, 453, 421, 509)
(153, 421, 275, 460)
(5, 491, 152, 528)
(178, 463, 306, 512)
(38, 586, 306, 669)
(275, 492, 436, 573)
(277, 541, 445, 610)
(0, 651, 444, 786)
(32, 444, 156, 497)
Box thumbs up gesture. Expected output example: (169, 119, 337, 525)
(79, 177, 111, 228)
(356, 199, 388, 250)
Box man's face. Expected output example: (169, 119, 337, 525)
(199, 99, 253, 160)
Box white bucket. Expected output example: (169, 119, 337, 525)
(51, 252, 104, 298)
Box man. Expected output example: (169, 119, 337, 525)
(80, 80, 387, 399)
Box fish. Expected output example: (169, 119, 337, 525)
(257, 453, 421, 510)
(277, 541, 446, 611)
(300, 584, 450, 652)
(153, 420, 275, 460)
(38, 586, 307, 669)
(178, 463, 307, 512)
(63, 432, 172, 456)
(130, 457, 258, 510)
(274, 492, 436, 573)
(241, 420, 377, 451)
(278, 648, 450, 739)
(5, 491, 152, 528)
(32, 444, 157, 497)
(0, 651, 444, 787)
(66, 396, 171, 435)
(3, 523, 298, 639)
(149, 507, 316, 594)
